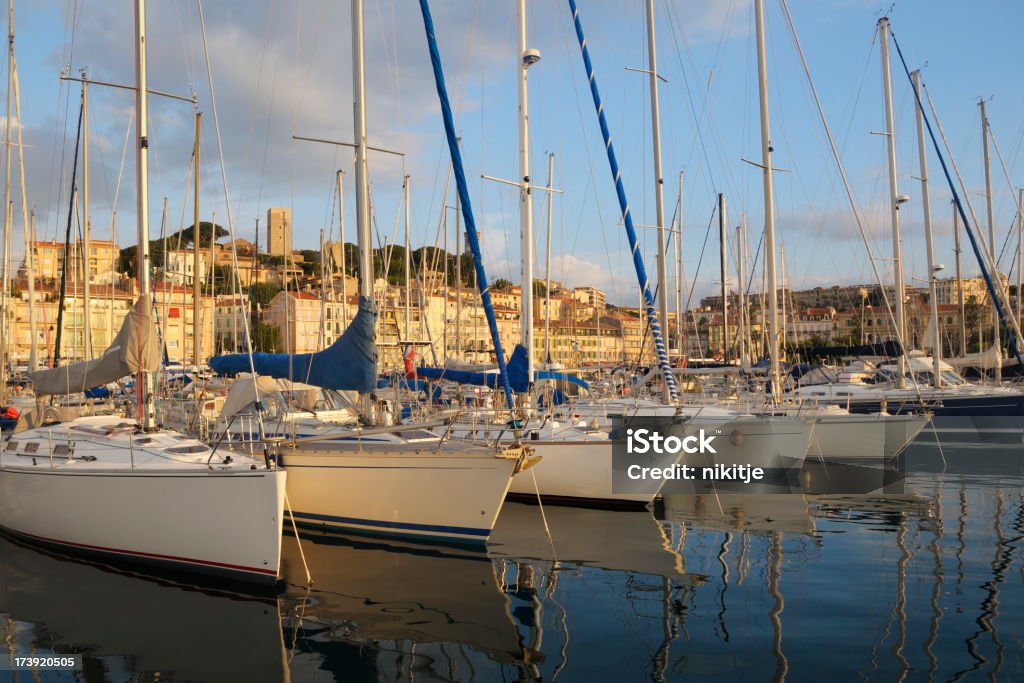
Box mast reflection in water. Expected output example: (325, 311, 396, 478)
(1, 444, 1022, 681)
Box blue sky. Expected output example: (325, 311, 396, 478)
(5, 0, 1024, 307)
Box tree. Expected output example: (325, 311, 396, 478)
(252, 321, 282, 352)
(180, 221, 229, 248)
(248, 282, 280, 307)
(119, 221, 228, 278)
(493, 278, 513, 291)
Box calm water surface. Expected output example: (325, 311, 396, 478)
(1, 445, 1022, 682)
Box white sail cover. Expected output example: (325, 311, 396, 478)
(29, 297, 163, 395)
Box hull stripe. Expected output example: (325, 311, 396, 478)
(3, 527, 278, 577)
(287, 510, 490, 537)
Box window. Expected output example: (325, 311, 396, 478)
(24, 443, 39, 454)
(5, 442, 17, 452)
(54, 444, 71, 456)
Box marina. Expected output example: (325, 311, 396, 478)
(0, 0, 1023, 680)
(1, 445, 1021, 680)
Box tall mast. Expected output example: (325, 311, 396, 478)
(735, 222, 746, 366)
(644, 0, 670, 397)
(517, 0, 535, 385)
(336, 169, 348, 325)
(192, 111, 201, 368)
(352, 0, 372, 302)
(404, 174, 411, 343)
(11, 13, 31, 372)
(953, 201, 966, 356)
(1018, 187, 1023, 331)
(878, 17, 906, 389)
(544, 152, 553, 364)
(0, 0, 12, 397)
(455, 187, 461, 360)
(675, 171, 684, 357)
(718, 193, 729, 363)
(81, 77, 92, 359)
(979, 98, 1001, 383)
(134, 0, 155, 429)
(912, 70, 941, 388)
(754, 0, 781, 397)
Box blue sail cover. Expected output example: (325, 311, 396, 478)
(208, 296, 378, 393)
(416, 345, 589, 393)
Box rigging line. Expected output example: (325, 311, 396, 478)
(173, 1, 196, 95)
(554, 5, 617, 300)
(987, 125, 1024, 269)
(777, 1, 915, 378)
(230, 0, 277, 225)
(897, 46, 1024, 364)
(197, 0, 271, 458)
(565, 0, 680, 403)
(661, 0, 718, 195)
(373, 0, 405, 155)
(669, 0, 746, 207)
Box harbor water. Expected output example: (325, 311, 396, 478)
(1, 444, 1021, 681)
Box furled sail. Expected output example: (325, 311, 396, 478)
(416, 345, 589, 393)
(208, 295, 378, 394)
(29, 297, 163, 395)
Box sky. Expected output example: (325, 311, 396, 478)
(4, 0, 1024, 307)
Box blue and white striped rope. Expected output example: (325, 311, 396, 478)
(567, 0, 679, 402)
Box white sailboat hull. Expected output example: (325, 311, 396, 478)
(279, 443, 518, 544)
(0, 466, 286, 585)
(506, 439, 654, 507)
(806, 414, 929, 462)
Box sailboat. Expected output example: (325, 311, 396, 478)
(0, 0, 286, 585)
(786, 16, 1024, 446)
(207, 0, 533, 545)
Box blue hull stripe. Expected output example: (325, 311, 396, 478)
(288, 510, 491, 538)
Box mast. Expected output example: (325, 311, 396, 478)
(352, 0, 372, 303)
(718, 193, 729, 363)
(645, 0, 670, 397)
(754, 0, 782, 397)
(455, 187, 461, 360)
(544, 152, 553, 364)
(979, 98, 1001, 383)
(1018, 187, 1023, 331)
(13, 57, 33, 371)
(81, 77, 92, 359)
(565, 0, 678, 400)
(878, 17, 907, 389)
(517, 0, 535, 386)
(735, 223, 746, 366)
(336, 169, 348, 325)
(0, 0, 12, 395)
(953, 201, 966, 356)
(404, 174, 411, 343)
(675, 171, 684, 357)
(912, 69, 941, 388)
(192, 111, 201, 368)
(134, 0, 155, 429)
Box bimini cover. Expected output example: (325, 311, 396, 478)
(416, 344, 589, 393)
(30, 297, 163, 395)
(208, 296, 378, 393)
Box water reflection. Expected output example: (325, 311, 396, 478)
(0, 533, 288, 682)
(279, 531, 525, 680)
(0, 446, 1021, 681)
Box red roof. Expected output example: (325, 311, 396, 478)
(285, 290, 320, 301)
